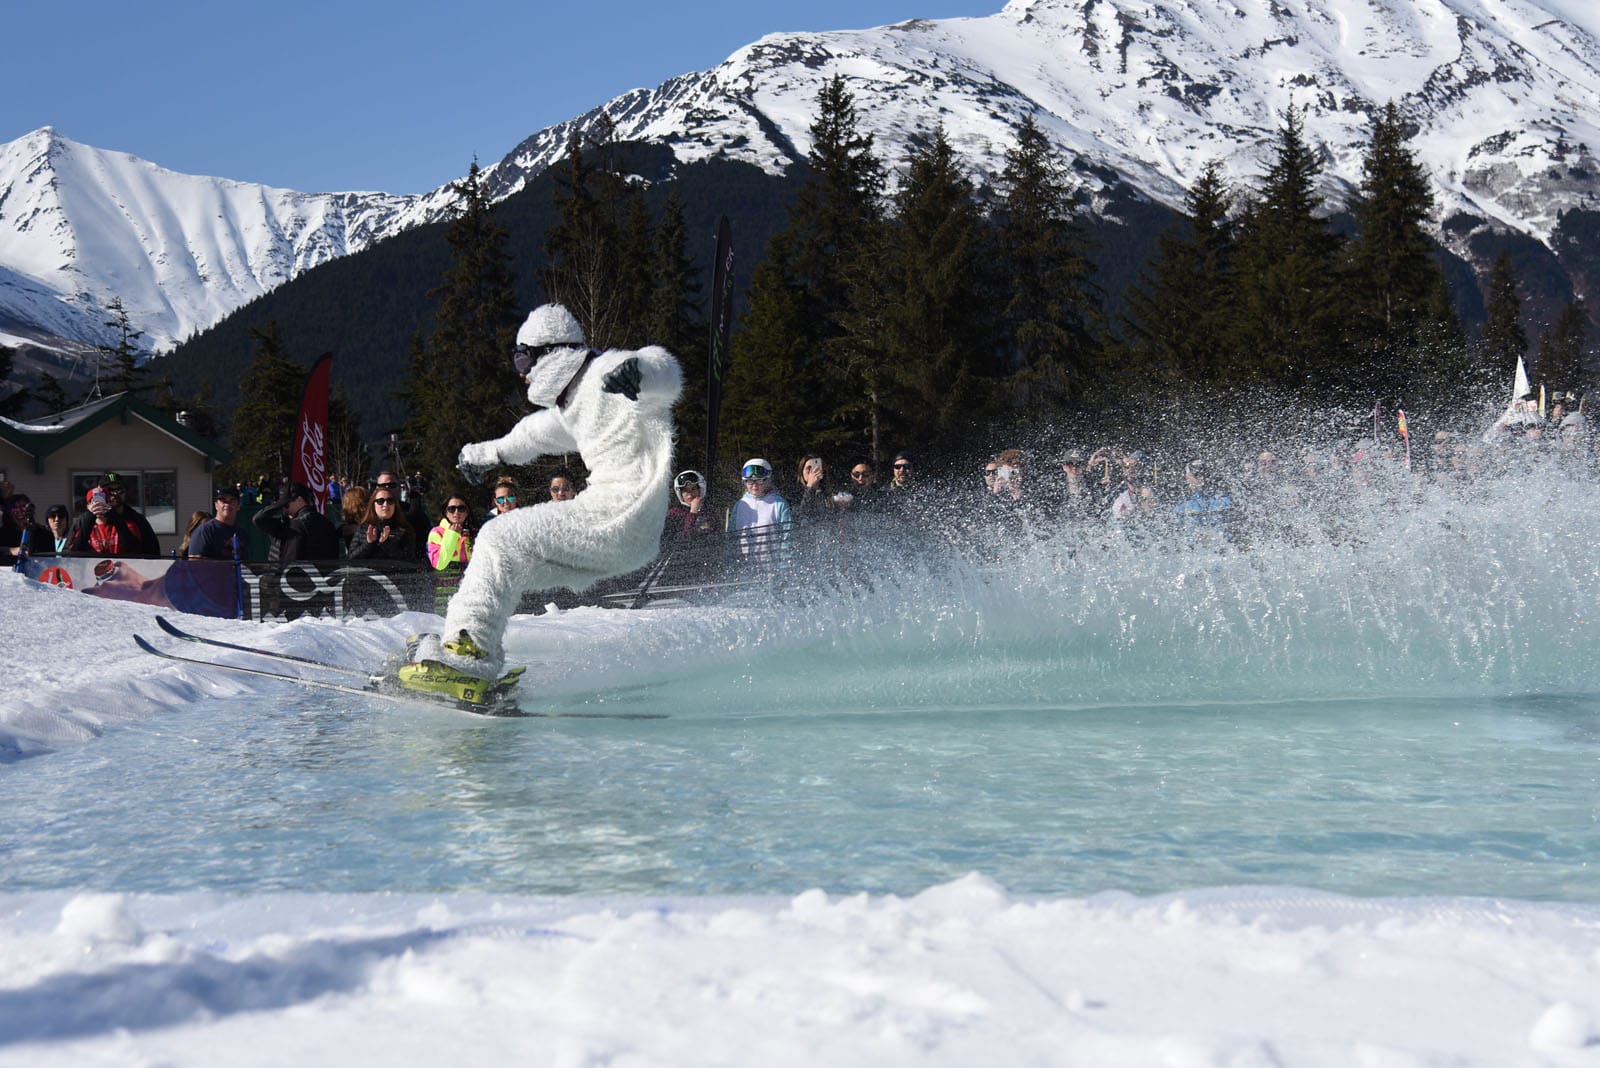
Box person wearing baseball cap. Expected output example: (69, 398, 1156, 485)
(65, 473, 161, 558)
(186, 485, 245, 560)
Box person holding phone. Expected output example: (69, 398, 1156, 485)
(427, 496, 474, 571)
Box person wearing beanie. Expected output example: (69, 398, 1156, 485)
(399, 303, 683, 703)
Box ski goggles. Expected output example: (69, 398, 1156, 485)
(741, 464, 771, 480)
(513, 342, 564, 376)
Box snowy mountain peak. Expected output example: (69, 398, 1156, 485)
(6, 0, 1600, 360)
(469, 0, 1600, 249)
(0, 128, 429, 353)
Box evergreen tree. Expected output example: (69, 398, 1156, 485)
(0, 344, 27, 417)
(328, 384, 367, 488)
(720, 75, 886, 469)
(990, 114, 1101, 416)
(1536, 300, 1587, 398)
(1346, 102, 1455, 401)
(721, 229, 816, 471)
(647, 190, 708, 461)
(1229, 107, 1347, 394)
(541, 117, 644, 349)
(867, 126, 996, 451)
(1407, 271, 1474, 419)
(150, 378, 222, 440)
(34, 372, 68, 416)
(1479, 251, 1528, 388)
(97, 297, 150, 397)
(228, 322, 306, 483)
(404, 161, 521, 504)
(1122, 159, 1235, 386)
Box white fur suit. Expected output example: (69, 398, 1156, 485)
(439, 334, 682, 678)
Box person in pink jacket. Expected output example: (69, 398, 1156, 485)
(427, 495, 474, 570)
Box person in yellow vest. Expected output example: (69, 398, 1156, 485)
(427, 495, 474, 571)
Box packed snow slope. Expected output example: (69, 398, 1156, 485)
(6, 0, 1600, 355)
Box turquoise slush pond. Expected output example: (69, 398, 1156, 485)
(2, 465, 1597, 899)
(2, 689, 1597, 899)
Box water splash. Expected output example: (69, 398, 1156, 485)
(559, 452, 1600, 715)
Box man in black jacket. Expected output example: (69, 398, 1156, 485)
(252, 482, 340, 563)
(66, 473, 161, 558)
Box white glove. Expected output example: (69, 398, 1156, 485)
(457, 441, 499, 485)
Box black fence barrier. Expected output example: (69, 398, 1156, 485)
(24, 514, 929, 622)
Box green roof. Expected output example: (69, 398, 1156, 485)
(0, 392, 231, 470)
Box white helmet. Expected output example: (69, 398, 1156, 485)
(516, 304, 584, 348)
(673, 469, 707, 505)
(514, 304, 593, 408)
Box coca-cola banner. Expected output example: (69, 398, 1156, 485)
(292, 353, 333, 512)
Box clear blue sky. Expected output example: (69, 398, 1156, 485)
(6, 0, 998, 194)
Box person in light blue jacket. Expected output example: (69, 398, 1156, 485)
(728, 458, 791, 564)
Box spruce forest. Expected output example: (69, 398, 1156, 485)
(159, 79, 1586, 505)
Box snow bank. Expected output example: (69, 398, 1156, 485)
(2, 878, 1598, 1066)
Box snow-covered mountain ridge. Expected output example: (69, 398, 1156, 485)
(0, 128, 457, 355)
(5, 0, 1600, 358)
(498, 0, 1600, 239)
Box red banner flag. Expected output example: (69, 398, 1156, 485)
(1397, 409, 1409, 439)
(292, 354, 333, 512)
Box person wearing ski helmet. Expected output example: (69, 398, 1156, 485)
(399, 303, 682, 702)
(662, 469, 719, 547)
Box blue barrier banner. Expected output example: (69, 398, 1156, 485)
(23, 557, 241, 617)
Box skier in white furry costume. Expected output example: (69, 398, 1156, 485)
(400, 303, 681, 696)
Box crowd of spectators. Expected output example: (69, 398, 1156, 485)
(644, 402, 1596, 584)
(4, 400, 1591, 588)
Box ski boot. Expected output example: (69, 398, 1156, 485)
(395, 659, 500, 706)
(396, 631, 525, 710)
(396, 630, 497, 707)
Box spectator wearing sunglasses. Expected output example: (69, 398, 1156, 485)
(882, 449, 931, 520)
(483, 478, 520, 525)
(427, 496, 475, 571)
(1051, 448, 1095, 517)
(548, 468, 579, 501)
(254, 481, 341, 563)
(66, 475, 161, 558)
(44, 504, 72, 555)
(836, 458, 883, 520)
(729, 458, 791, 563)
(373, 468, 429, 558)
(67, 473, 161, 558)
(1, 493, 49, 562)
(347, 486, 416, 565)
